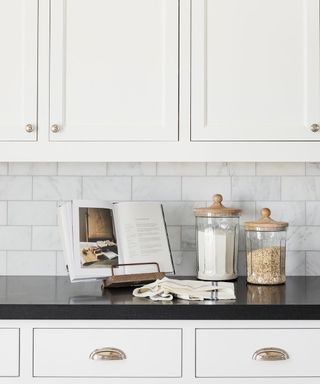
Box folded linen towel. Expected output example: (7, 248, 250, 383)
(132, 277, 235, 301)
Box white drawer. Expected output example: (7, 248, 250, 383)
(0, 328, 19, 377)
(196, 328, 320, 378)
(33, 328, 182, 378)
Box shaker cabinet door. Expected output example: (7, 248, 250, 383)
(0, 0, 38, 141)
(191, 0, 320, 141)
(50, 0, 179, 142)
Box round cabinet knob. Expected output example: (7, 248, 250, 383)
(51, 124, 60, 133)
(310, 123, 320, 133)
(25, 124, 34, 133)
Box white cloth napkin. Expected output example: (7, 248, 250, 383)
(132, 277, 235, 301)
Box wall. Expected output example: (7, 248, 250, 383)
(0, 162, 319, 276)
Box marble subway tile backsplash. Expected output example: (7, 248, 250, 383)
(0, 162, 319, 276)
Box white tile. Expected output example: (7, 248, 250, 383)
(132, 177, 181, 201)
(6, 251, 56, 275)
(0, 251, 6, 274)
(181, 226, 196, 251)
(207, 163, 255, 176)
(219, 201, 255, 224)
(206, 163, 229, 176)
(167, 226, 181, 251)
(172, 251, 197, 276)
(0, 227, 31, 250)
(157, 162, 206, 176)
(0, 202, 7, 225)
(306, 202, 320, 225)
(58, 163, 107, 175)
(237, 251, 247, 276)
(232, 177, 280, 201)
(256, 201, 305, 226)
(306, 252, 320, 275)
(256, 162, 305, 176)
(108, 163, 156, 176)
(0, 177, 32, 200)
(8, 202, 57, 225)
(162, 202, 205, 226)
(282, 177, 320, 200)
(286, 251, 306, 276)
(306, 163, 320, 175)
(83, 177, 131, 201)
(8, 162, 57, 175)
(33, 177, 82, 200)
(32, 226, 62, 251)
(182, 177, 230, 201)
(0, 163, 7, 175)
(239, 227, 246, 251)
(287, 226, 320, 251)
(228, 163, 255, 176)
(56, 251, 68, 276)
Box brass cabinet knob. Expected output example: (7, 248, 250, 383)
(51, 124, 60, 133)
(25, 124, 34, 133)
(252, 347, 289, 361)
(89, 347, 126, 361)
(310, 123, 320, 133)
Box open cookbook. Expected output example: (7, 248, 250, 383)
(58, 200, 174, 282)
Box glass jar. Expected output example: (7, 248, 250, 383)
(194, 194, 241, 281)
(244, 208, 288, 285)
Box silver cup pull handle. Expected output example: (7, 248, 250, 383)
(252, 347, 289, 361)
(89, 347, 126, 361)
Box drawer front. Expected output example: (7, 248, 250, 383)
(196, 328, 320, 378)
(33, 328, 182, 378)
(0, 328, 19, 377)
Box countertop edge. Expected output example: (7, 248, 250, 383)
(0, 304, 319, 320)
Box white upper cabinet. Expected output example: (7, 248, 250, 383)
(0, 0, 38, 141)
(50, 0, 179, 142)
(191, 0, 320, 141)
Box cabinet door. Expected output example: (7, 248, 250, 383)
(0, 0, 38, 141)
(50, 0, 179, 142)
(191, 0, 320, 141)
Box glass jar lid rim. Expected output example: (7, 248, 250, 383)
(194, 194, 241, 217)
(244, 208, 288, 231)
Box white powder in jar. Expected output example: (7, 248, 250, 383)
(197, 227, 235, 280)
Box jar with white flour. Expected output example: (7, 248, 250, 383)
(194, 194, 241, 281)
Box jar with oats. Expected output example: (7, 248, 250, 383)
(244, 208, 288, 285)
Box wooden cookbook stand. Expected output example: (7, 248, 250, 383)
(102, 262, 165, 288)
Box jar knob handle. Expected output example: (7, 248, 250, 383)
(213, 194, 223, 206)
(261, 208, 271, 218)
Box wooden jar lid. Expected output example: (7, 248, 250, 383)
(194, 194, 241, 218)
(244, 208, 288, 232)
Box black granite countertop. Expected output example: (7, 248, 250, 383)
(0, 276, 320, 320)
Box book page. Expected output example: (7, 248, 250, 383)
(71, 200, 118, 280)
(114, 202, 174, 274)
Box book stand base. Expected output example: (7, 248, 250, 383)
(102, 262, 165, 288)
